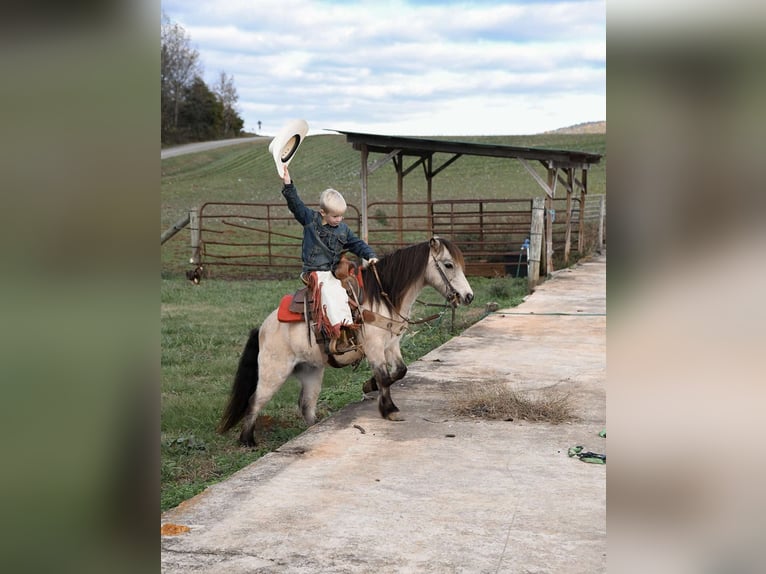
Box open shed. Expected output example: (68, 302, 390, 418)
(338, 130, 602, 283)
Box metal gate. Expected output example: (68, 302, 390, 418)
(188, 196, 604, 279)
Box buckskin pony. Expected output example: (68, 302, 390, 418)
(218, 237, 474, 446)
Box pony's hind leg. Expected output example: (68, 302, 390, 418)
(362, 376, 378, 394)
(239, 360, 295, 447)
(294, 363, 325, 426)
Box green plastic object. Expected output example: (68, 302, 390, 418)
(568, 445, 606, 464)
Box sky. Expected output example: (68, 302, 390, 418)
(160, 0, 605, 137)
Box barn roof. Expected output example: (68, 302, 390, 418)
(336, 130, 602, 169)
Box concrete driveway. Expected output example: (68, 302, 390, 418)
(161, 254, 606, 573)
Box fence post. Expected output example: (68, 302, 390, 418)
(528, 197, 545, 290)
(597, 195, 606, 254)
(564, 169, 573, 265)
(189, 207, 201, 264)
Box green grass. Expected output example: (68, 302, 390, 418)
(161, 274, 527, 512)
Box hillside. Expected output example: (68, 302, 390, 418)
(545, 121, 606, 135)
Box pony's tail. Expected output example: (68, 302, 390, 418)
(218, 328, 260, 434)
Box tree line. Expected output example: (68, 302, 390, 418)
(161, 12, 246, 145)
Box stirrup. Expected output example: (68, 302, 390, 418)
(329, 338, 356, 355)
(328, 329, 357, 355)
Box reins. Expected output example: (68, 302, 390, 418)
(367, 257, 455, 329)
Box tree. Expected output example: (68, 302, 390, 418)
(178, 76, 223, 141)
(161, 12, 201, 142)
(213, 71, 244, 138)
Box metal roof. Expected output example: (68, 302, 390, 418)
(336, 130, 602, 168)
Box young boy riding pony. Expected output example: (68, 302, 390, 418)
(280, 166, 378, 354)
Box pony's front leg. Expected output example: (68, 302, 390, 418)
(371, 364, 405, 421)
(362, 344, 407, 394)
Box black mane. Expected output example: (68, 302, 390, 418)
(361, 238, 464, 311)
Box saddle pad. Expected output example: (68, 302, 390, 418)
(277, 295, 304, 322)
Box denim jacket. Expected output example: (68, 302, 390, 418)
(282, 183, 376, 273)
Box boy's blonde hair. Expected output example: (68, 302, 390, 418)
(319, 188, 347, 215)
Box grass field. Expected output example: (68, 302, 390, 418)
(161, 132, 606, 512)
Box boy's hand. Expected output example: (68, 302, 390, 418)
(282, 166, 291, 184)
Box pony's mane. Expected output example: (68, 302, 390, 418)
(361, 238, 464, 311)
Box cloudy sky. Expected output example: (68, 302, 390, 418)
(161, 0, 605, 137)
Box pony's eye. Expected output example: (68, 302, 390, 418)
(444, 261, 454, 269)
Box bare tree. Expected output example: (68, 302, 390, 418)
(213, 71, 240, 138)
(161, 12, 201, 138)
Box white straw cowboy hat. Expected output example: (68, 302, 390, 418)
(268, 119, 309, 177)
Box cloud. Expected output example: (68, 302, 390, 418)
(161, 0, 605, 135)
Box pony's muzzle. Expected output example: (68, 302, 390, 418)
(450, 291, 473, 307)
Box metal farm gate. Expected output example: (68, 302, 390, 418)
(365, 198, 532, 277)
(187, 195, 605, 280)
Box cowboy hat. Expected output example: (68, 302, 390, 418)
(268, 119, 309, 177)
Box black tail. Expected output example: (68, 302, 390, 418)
(218, 328, 260, 433)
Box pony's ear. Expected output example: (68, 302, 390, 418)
(429, 236, 441, 252)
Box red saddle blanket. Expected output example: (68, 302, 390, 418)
(277, 295, 304, 322)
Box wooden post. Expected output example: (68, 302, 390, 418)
(189, 208, 201, 264)
(528, 197, 544, 290)
(396, 152, 404, 244)
(161, 212, 190, 245)
(545, 167, 556, 275)
(360, 144, 369, 242)
(564, 168, 573, 265)
(597, 194, 606, 254)
(578, 168, 588, 252)
(426, 155, 434, 235)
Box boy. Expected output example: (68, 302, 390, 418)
(281, 166, 378, 352)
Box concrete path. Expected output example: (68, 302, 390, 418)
(161, 255, 606, 573)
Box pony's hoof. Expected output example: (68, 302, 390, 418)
(238, 432, 256, 447)
(386, 412, 405, 422)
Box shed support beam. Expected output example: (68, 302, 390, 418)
(393, 154, 404, 243)
(578, 168, 588, 252)
(402, 155, 427, 177)
(564, 168, 574, 265)
(360, 144, 369, 242)
(519, 158, 555, 197)
(431, 153, 462, 177)
(528, 197, 545, 290)
(544, 167, 557, 275)
(364, 149, 400, 175)
(425, 155, 434, 234)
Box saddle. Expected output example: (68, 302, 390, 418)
(277, 260, 365, 356)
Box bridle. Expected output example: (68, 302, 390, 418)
(367, 251, 462, 329)
(429, 253, 461, 308)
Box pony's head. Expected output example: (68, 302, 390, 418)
(424, 236, 474, 307)
(363, 237, 473, 310)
